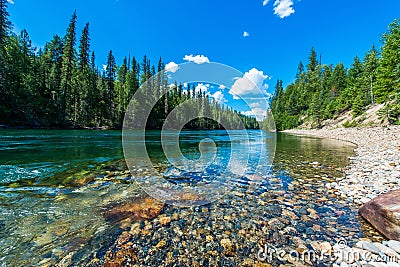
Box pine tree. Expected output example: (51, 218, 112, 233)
(105, 50, 116, 124)
(295, 61, 304, 81)
(0, 0, 11, 91)
(60, 10, 77, 122)
(375, 20, 400, 103)
(307, 47, 319, 72)
(76, 22, 91, 125)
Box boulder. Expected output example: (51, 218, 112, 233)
(104, 196, 164, 223)
(359, 189, 400, 241)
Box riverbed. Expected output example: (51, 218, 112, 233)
(0, 129, 382, 266)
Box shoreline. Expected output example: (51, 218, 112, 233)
(284, 126, 400, 207)
(284, 126, 400, 265)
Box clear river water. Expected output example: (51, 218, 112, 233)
(0, 129, 381, 266)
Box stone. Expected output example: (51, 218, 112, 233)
(159, 216, 171, 226)
(357, 241, 381, 255)
(267, 218, 285, 231)
(372, 242, 400, 259)
(156, 240, 167, 249)
(220, 238, 235, 255)
(383, 240, 400, 253)
(104, 196, 164, 222)
(103, 243, 137, 267)
(359, 189, 400, 241)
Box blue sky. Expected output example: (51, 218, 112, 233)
(6, 0, 400, 118)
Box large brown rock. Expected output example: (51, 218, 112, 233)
(359, 189, 400, 241)
(104, 196, 164, 223)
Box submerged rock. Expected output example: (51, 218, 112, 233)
(359, 189, 400, 241)
(103, 232, 137, 267)
(104, 196, 164, 223)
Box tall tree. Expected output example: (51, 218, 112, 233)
(60, 10, 77, 122)
(307, 47, 319, 72)
(375, 20, 400, 103)
(105, 50, 116, 124)
(75, 22, 91, 125)
(0, 0, 11, 91)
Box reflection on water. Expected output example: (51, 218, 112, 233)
(0, 130, 382, 266)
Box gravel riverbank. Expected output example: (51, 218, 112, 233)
(284, 126, 400, 207)
(285, 126, 400, 266)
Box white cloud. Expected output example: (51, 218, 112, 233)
(229, 68, 269, 99)
(195, 83, 208, 94)
(273, 0, 295, 18)
(211, 91, 227, 104)
(102, 65, 107, 71)
(242, 108, 267, 121)
(263, 0, 269, 6)
(165, 61, 179, 73)
(243, 31, 250, 38)
(7, 0, 14, 4)
(183, 82, 188, 88)
(219, 84, 226, 90)
(183, 54, 210, 64)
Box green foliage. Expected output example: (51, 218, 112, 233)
(375, 19, 400, 103)
(268, 19, 400, 130)
(0, 7, 258, 130)
(342, 120, 357, 128)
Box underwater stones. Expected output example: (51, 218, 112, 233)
(159, 216, 172, 226)
(103, 243, 137, 267)
(155, 240, 167, 249)
(267, 218, 285, 231)
(263, 204, 282, 217)
(104, 196, 164, 222)
(220, 238, 235, 256)
(359, 189, 400, 240)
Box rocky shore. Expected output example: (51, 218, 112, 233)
(285, 126, 400, 207)
(285, 126, 400, 266)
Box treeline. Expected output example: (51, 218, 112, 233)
(269, 19, 400, 130)
(0, 2, 258, 129)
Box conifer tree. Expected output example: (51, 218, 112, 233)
(60, 11, 77, 122)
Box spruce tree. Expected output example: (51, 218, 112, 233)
(60, 10, 77, 122)
(76, 22, 91, 125)
(375, 20, 400, 103)
(105, 50, 116, 124)
(0, 0, 11, 91)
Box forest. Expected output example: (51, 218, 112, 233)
(0, 1, 258, 130)
(269, 19, 400, 130)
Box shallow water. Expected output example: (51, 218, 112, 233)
(0, 130, 381, 266)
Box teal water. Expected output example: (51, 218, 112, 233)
(0, 130, 379, 266)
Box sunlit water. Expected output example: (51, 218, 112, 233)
(0, 130, 380, 266)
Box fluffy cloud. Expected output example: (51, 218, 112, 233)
(102, 65, 107, 71)
(7, 0, 14, 4)
(242, 108, 267, 121)
(195, 83, 208, 94)
(219, 84, 226, 90)
(165, 61, 179, 73)
(211, 91, 227, 104)
(229, 68, 269, 99)
(262, 0, 269, 6)
(243, 31, 250, 38)
(183, 54, 210, 64)
(273, 0, 295, 18)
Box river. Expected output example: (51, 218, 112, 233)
(0, 129, 380, 266)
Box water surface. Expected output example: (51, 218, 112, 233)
(0, 130, 380, 266)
